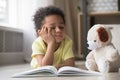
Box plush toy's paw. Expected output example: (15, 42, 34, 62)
(98, 59, 110, 73)
(106, 49, 119, 61)
(85, 59, 97, 71)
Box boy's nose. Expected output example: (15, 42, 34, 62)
(56, 27, 61, 32)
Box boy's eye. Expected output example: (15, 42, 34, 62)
(59, 26, 64, 29)
(50, 26, 64, 30)
(51, 27, 55, 29)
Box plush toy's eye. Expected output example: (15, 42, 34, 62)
(94, 40, 96, 42)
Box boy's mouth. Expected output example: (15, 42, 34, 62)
(55, 35, 63, 39)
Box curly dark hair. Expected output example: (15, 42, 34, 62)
(33, 6, 65, 32)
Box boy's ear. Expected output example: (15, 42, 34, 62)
(38, 29, 41, 32)
(37, 29, 41, 35)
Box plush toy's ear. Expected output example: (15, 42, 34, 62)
(97, 27, 109, 42)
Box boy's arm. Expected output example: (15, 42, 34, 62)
(36, 25, 56, 67)
(36, 42, 55, 67)
(55, 57, 75, 69)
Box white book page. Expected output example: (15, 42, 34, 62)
(57, 66, 102, 76)
(12, 66, 58, 77)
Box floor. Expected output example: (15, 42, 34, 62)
(0, 61, 120, 80)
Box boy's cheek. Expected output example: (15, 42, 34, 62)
(51, 30, 55, 35)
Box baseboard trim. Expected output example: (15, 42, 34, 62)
(0, 52, 25, 65)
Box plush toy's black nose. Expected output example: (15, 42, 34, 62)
(86, 43, 89, 48)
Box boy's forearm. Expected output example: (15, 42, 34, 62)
(55, 57, 75, 69)
(41, 43, 55, 66)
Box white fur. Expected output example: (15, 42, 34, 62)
(85, 24, 120, 73)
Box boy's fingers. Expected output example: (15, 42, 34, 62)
(43, 26, 46, 32)
(42, 25, 47, 33)
(41, 25, 44, 32)
(48, 27, 52, 34)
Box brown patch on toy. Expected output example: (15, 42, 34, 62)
(97, 27, 108, 42)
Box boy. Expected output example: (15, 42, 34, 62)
(31, 6, 75, 69)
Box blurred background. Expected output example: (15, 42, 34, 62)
(0, 0, 120, 65)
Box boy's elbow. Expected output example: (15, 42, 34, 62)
(41, 60, 53, 66)
(65, 57, 75, 67)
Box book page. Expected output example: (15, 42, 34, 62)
(57, 66, 102, 76)
(12, 66, 58, 77)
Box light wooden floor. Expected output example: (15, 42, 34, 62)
(0, 61, 120, 80)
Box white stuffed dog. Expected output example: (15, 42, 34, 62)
(85, 24, 120, 73)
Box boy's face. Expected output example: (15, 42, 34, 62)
(41, 15, 65, 43)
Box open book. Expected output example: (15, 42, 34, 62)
(12, 66, 102, 77)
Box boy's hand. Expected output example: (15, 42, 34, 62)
(37, 25, 57, 66)
(38, 25, 56, 45)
